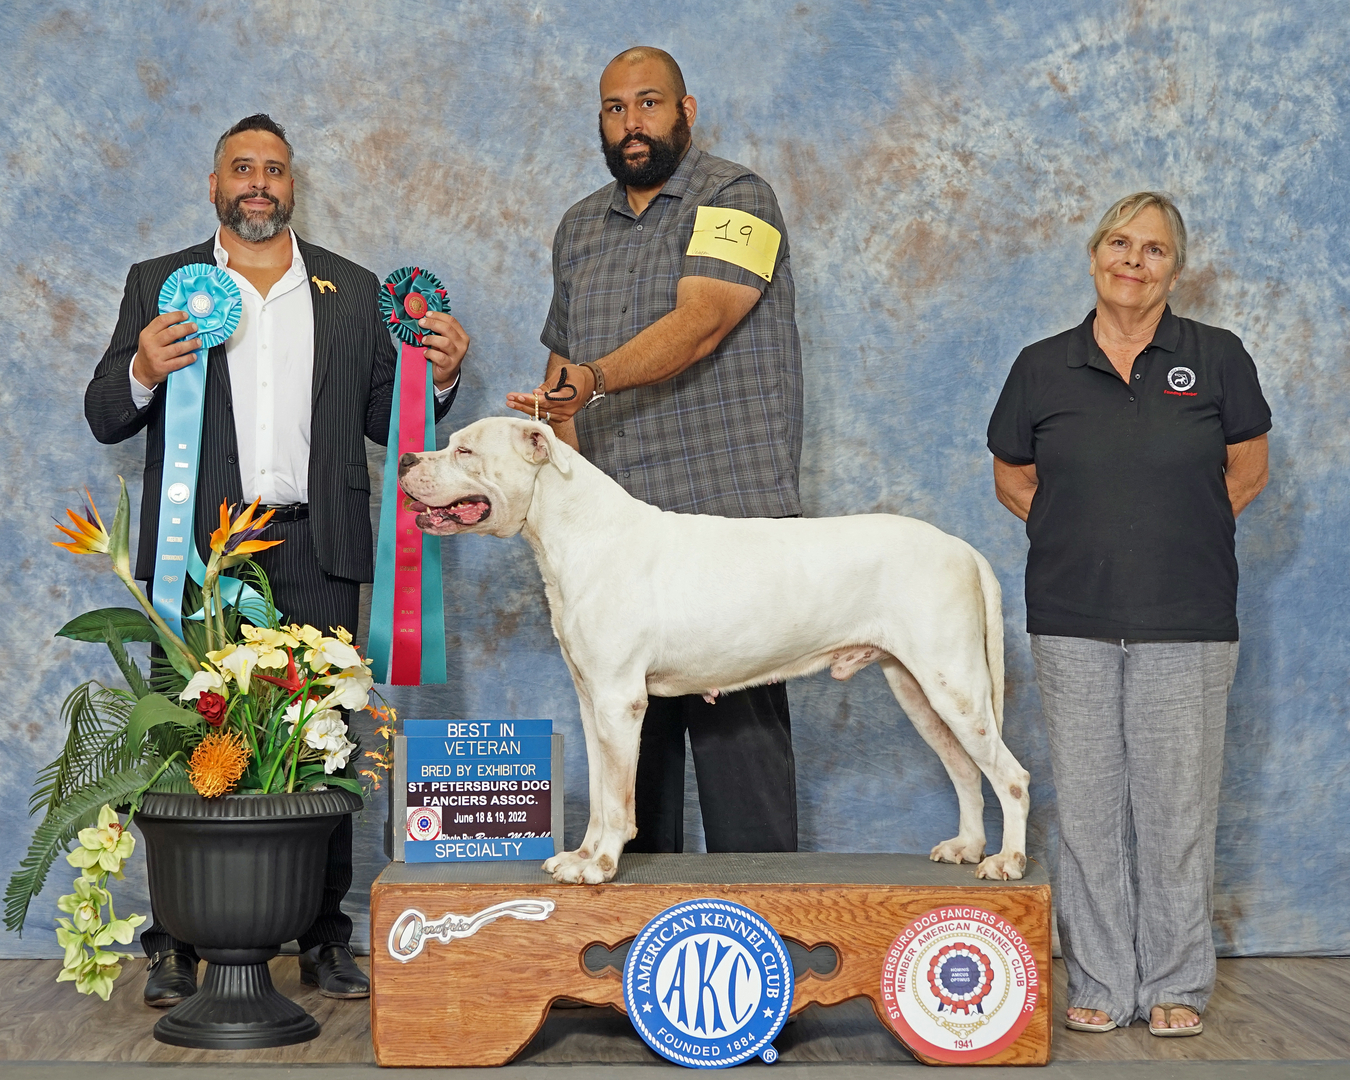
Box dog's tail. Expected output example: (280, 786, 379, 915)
(973, 548, 1005, 736)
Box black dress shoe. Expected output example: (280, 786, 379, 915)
(144, 949, 198, 1008)
(299, 943, 370, 999)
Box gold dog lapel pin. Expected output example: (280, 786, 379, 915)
(312, 276, 337, 294)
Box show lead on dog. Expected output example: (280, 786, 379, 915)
(84, 114, 470, 1006)
(987, 192, 1271, 1038)
(507, 48, 804, 854)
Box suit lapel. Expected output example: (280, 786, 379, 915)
(300, 236, 334, 408)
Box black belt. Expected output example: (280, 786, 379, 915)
(262, 503, 309, 523)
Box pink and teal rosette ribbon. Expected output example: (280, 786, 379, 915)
(369, 266, 449, 685)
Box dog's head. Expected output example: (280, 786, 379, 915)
(398, 417, 573, 538)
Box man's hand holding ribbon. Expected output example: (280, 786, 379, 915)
(132, 310, 203, 389)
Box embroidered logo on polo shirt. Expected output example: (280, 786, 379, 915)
(1166, 367, 1197, 394)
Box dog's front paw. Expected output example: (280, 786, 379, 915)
(976, 850, 1027, 881)
(543, 849, 618, 884)
(930, 836, 985, 865)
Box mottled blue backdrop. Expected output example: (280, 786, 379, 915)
(2, 1, 1346, 959)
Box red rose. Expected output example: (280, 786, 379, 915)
(197, 692, 227, 727)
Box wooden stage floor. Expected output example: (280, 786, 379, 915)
(0, 955, 1346, 1076)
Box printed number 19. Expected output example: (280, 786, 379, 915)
(714, 220, 755, 245)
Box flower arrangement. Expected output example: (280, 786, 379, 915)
(5, 479, 388, 995)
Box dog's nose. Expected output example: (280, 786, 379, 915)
(398, 452, 419, 477)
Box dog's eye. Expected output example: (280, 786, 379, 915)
(454, 446, 472, 456)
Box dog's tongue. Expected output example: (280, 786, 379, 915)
(444, 498, 489, 524)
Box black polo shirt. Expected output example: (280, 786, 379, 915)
(987, 306, 1271, 641)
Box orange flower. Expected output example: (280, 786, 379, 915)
(209, 498, 284, 560)
(52, 490, 110, 556)
(188, 730, 251, 798)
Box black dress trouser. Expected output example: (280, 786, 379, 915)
(140, 515, 360, 958)
(624, 682, 798, 854)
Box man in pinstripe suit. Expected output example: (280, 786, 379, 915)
(85, 114, 469, 1005)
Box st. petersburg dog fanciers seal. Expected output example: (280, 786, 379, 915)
(624, 899, 793, 1068)
(881, 905, 1038, 1063)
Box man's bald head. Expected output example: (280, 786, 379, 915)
(603, 46, 686, 100)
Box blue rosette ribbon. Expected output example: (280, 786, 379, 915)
(152, 264, 265, 638)
(369, 266, 450, 685)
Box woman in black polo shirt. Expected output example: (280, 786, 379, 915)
(987, 192, 1271, 1038)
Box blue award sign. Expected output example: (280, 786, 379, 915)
(624, 899, 793, 1068)
(402, 720, 556, 863)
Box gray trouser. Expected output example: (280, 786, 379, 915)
(1030, 635, 1239, 1026)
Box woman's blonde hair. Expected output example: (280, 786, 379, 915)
(1087, 191, 1187, 272)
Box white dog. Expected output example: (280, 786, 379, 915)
(399, 417, 1030, 884)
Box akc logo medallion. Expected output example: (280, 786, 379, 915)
(624, 899, 793, 1068)
(406, 806, 441, 841)
(881, 906, 1039, 1063)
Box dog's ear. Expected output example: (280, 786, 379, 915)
(517, 422, 573, 476)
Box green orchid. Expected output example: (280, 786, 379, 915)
(66, 804, 136, 876)
(89, 912, 145, 947)
(55, 877, 111, 933)
(56, 948, 132, 1002)
(55, 920, 88, 969)
(49, 804, 147, 1000)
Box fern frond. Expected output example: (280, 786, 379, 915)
(148, 653, 188, 699)
(28, 683, 135, 817)
(103, 625, 150, 699)
(239, 563, 280, 629)
(4, 760, 164, 934)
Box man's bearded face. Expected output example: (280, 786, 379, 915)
(215, 185, 293, 243)
(600, 106, 691, 188)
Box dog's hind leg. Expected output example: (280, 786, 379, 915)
(900, 659, 1031, 881)
(879, 655, 988, 866)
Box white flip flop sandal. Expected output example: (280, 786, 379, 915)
(1149, 1002, 1204, 1037)
(1066, 1010, 1117, 1033)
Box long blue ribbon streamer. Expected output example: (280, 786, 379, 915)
(184, 544, 279, 627)
(152, 265, 244, 637)
(151, 345, 209, 641)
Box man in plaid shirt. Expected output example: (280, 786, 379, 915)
(508, 46, 803, 854)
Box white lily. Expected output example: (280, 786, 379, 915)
(304, 636, 364, 674)
(207, 642, 263, 694)
(314, 666, 373, 712)
(179, 668, 225, 703)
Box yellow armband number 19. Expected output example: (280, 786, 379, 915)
(685, 205, 782, 282)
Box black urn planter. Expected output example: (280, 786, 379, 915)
(136, 788, 364, 1049)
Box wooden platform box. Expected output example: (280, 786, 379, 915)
(370, 852, 1051, 1067)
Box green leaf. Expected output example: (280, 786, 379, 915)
(102, 624, 150, 700)
(109, 477, 132, 579)
(55, 608, 158, 645)
(307, 774, 364, 797)
(4, 762, 164, 935)
(126, 694, 202, 754)
(154, 629, 197, 679)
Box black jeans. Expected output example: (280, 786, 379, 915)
(625, 682, 798, 853)
(141, 515, 361, 957)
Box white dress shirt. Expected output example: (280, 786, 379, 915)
(130, 229, 456, 506)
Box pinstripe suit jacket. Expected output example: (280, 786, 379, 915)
(85, 235, 455, 584)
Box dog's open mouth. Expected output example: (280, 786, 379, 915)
(406, 495, 492, 530)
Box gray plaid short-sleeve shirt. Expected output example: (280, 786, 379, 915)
(541, 146, 803, 518)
